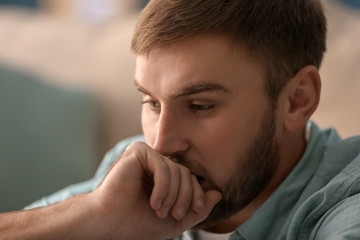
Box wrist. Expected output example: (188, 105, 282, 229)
(27, 193, 106, 240)
(79, 190, 128, 240)
(62, 193, 112, 240)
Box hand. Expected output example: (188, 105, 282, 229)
(88, 142, 222, 240)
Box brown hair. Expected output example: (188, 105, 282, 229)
(131, 0, 327, 104)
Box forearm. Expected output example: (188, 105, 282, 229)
(0, 194, 101, 240)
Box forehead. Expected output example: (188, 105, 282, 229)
(135, 35, 265, 95)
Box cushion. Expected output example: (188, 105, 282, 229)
(0, 64, 99, 212)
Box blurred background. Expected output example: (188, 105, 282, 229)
(0, 0, 359, 212)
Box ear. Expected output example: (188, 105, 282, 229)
(283, 66, 321, 132)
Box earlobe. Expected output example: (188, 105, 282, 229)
(284, 66, 321, 132)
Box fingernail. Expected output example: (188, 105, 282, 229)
(156, 199, 163, 209)
(197, 198, 205, 208)
(161, 206, 170, 218)
(176, 207, 185, 219)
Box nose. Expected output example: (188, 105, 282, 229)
(152, 107, 190, 157)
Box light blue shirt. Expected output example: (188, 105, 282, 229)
(26, 122, 360, 239)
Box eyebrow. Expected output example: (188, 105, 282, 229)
(134, 80, 151, 96)
(171, 82, 231, 99)
(134, 80, 231, 99)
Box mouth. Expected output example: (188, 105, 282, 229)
(196, 175, 206, 185)
(195, 174, 220, 193)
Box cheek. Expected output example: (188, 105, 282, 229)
(195, 110, 262, 185)
(141, 110, 156, 146)
(195, 120, 246, 180)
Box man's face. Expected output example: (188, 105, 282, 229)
(135, 35, 280, 228)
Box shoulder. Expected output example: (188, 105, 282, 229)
(313, 193, 360, 239)
(313, 131, 360, 185)
(322, 133, 360, 165)
(289, 148, 360, 239)
(310, 140, 360, 239)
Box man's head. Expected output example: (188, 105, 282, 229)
(132, 0, 326, 230)
(132, 0, 327, 105)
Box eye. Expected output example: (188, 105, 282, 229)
(142, 100, 160, 111)
(189, 103, 214, 112)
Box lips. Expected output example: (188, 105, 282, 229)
(194, 173, 220, 193)
(196, 175, 205, 183)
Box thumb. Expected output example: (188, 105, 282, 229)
(179, 190, 222, 232)
(200, 190, 222, 221)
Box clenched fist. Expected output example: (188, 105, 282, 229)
(88, 142, 222, 240)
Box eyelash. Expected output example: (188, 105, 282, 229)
(141, 100, 159, 109)
(141, 100, 215, 114)
(189, 104, 215, 112)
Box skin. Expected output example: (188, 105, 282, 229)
(135, 34, 321, 232)
(0, 143, 221, 240)
(0, 34, 321, 239)
(136, 35, 276, 228)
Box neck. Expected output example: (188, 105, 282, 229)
(206, 130, 306, 234)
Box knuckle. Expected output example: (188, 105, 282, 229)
(180, 165, 191, 175)
(157, 157, 171, 174)
(163, 157, 178, 171)
(126, 141, 147, 151)
(162, 161, 171, 173)
(177, 163, 191, 177)
(123, 141, 150, 160)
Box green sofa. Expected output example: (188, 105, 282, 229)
(0, 64, 99, 212)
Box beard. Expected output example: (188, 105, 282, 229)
(192, 107, 280, 229)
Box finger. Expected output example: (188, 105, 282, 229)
(130, 144, 186, 219)
(203, 190, 222, 215)
(123, 142, 171, 214)
(170, 166, 193, 220)
(148, 156, 172, 212)
(180, 190, 222, 230)
(154, 159, 181, 219)
(190, 175, 206, 213)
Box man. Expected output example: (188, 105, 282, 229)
(1, 0, 360, 239)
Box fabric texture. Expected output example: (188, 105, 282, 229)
(26, 122, 360, 240)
